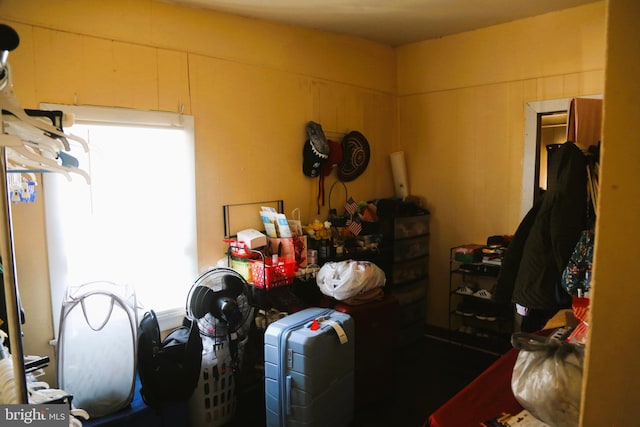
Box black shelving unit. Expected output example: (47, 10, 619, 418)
(380, 211, 430, 347)
(448, 246, 512, 354)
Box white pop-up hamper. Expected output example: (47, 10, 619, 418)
(56, 281, 138, 418)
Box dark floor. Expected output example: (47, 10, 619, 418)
(358, 335, 499, 427)
(231, 334, 501, 427)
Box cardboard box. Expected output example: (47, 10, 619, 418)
(237, 228, 267, 249)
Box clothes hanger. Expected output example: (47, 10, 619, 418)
(0, 59, 87, 152)
(23, 138, 61, 159)
(0, 84, 88, 152)
(2, 124, 89, 183)
(0, 35, 90, 183)
(6, 147, 72, 181)
(10, 145, 63, 169)
(6, 147, 90, 184)
(4, 110, 78, 152)
(3, 117, 67, 153)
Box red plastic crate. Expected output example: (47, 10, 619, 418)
(249, 257, 296, 290)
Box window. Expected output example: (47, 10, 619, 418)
(42, 104, 197, 333)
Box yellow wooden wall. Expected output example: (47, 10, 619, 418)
(581, 0, 640, 423)
(0, 0, 398, 382)
(397, 2, 606, 328)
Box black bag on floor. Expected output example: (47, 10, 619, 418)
(137, 310, 203, 411)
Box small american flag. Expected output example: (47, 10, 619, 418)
(344, 197, 359, 216)
(346, 218, 362, 236)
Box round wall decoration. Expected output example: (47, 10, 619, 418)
(338, 131, 370, 182)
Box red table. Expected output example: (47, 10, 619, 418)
(425, 348, 523, 427)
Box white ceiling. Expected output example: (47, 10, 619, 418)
(164, 0, 599, 46)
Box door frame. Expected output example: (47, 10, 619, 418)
(521, 95, 602, 218)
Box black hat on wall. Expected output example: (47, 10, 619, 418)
(302, 121, 330, 178)
(338, 131, 370, 182)
(0, 24, 20, 52)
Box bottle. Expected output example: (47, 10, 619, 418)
(319, 239, 331, 262)
(307, 249, 318, 266)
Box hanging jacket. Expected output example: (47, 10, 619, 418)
(494, 141, 587, 310)
(492, 199, 542, 305)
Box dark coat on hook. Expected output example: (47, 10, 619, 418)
(494, 141, 587, 313)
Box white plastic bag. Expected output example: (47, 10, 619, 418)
(511, 332, 585, 427)
(316, 260, 386, 300)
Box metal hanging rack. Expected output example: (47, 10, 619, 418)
(0, 23, 90, 404)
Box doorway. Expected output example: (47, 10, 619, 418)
(521, 95, 602, 218)
(537, 112, 569, 199)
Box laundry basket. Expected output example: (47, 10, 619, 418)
(189, 339, 239, 427)
(56, 281, 138, 418)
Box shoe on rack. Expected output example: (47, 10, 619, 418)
(473, 288, 493, 299)
(455, 284, 475, 295)
(475, 306, 498, 321)
(455, 301, 475, 317)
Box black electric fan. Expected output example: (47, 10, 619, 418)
(186, 267, 254, 372)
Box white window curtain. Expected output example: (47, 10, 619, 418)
(42, 104, 197, 334)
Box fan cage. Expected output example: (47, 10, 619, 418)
(186, 268, 254, 340)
